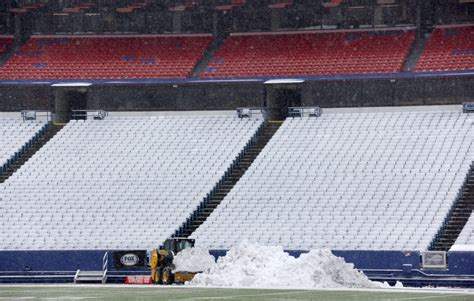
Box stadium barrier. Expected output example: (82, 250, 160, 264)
(0, 249, 474, 286)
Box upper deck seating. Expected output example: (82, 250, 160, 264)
(0, 35, 212, 80)
(415, 26, 474, 72)
(201, 30, 415, 78)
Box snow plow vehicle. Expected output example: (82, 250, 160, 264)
(150, 237, 197, 285)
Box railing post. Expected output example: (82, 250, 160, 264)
(102, 252, 108, 284)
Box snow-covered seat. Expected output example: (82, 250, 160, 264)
(193, 110, 474, 251)
(0, 115, 262, 250)
(0, 119, 47, 170)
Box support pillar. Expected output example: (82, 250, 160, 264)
(172, 12, 182, 33)
(52, 84, 91, 123)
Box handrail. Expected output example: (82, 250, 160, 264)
(102, 252, 108, 284)
(71, 110, 108, 120)
(21, 110, 53, 122)
(73, 269, 80, 284)
(288, 106, 321, 117)
(236, 107, 267, 119)
(463, 102, 474, 113)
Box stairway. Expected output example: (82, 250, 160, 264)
(175, 121, 282, 238)
(0, 123, 63, 183)
(0, 38, 27, 66)
(431, 163, 474, 251)
(0, 42, 13, 66)
(74, 270, 106, 284)
(403, 32, 429, 72)
(191, 33, 228, 77)
(74, 252, 108, 284)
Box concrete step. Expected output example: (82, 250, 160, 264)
(0, 124, 63, 184)
(177, 121, 282, 238)
(77, 272, 103, 277)
(74, 271, 104, 284)
(431, 164, 474, 251)
(75, 277, 103, 282)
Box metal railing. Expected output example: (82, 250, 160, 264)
(21, 110, 53, 122)
(236, 107, 267, 119)
(463, 102, 474, 113)
(73, 269, 80, 284)
(288, 107, 321, 118)
(71, 110, 108, 120)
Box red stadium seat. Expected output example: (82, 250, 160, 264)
(415, 26, 474, 72)
(200, 30, 415, 78)
(0, 35, 212, 80)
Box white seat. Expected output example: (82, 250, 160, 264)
(192, 111, 474, 251)
(0, 115, 263, 250)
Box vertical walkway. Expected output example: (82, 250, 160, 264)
(175, 121, 282, 238)
(403, 32, 430, 72)
(191, 34, 229, 77)
(431, 163, 474, 251)
(0, 123, 63, 183)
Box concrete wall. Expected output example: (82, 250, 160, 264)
(0, 85, 52, 111)
(302, 76, 474, 108)
(0, 76, 472, 112)
(87, 83, 265, 111)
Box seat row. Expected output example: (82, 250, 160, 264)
(0, 115, 263, 250)
(192, 110, 474, 251)
(0, 27, 471, 80)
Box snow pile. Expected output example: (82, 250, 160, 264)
(173, 247, 216, 272)
(188, 242, 383, 289)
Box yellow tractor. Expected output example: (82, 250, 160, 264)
(150, 237, 197, 285)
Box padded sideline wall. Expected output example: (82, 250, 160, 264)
(0, 76, 472, 111)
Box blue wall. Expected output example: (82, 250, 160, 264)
(1, 249, 474, 285)
(448, 252, 474, 275)
(0, 249, 420, 273)
(0, 250, 107, 272)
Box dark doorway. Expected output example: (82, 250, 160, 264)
(217, 11, 233, 33)
(67, 91, 87, 120)
(273, 88, 302, 120)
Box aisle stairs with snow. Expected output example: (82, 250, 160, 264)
(0, 123, 63, 183)
(444, 165, 474, 251)
(175, 121, 282, 238)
